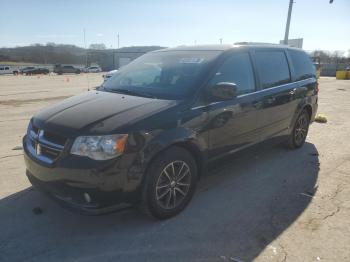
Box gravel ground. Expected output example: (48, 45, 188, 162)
(0, 74, 349, 262)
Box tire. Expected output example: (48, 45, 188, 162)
(140, 146, 198, 219)
(286, 109, 310, 149)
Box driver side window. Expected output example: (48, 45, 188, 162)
(210, 52, 256, 96)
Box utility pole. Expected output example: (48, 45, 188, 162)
(283, 0, 333, 45)
(83, 28, 86, 49)
(117, 33, 120, 49)
(83, 28, 88, 67)
(219, 38, 223, 44)
(284, 0, 294, 45)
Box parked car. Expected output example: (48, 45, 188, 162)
(102, 69, 118, 82)
(23, 44, 318, 219)
(86, 66, 102, 73)
(54, 65, 81, 75)
(20, 67, 36, 74)
(0, 65, 19, 75)
(23, 67, 49, 75)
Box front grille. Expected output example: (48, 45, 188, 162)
(41, 146, 61, 159)
(43, 130, 66, 146)
(26, 122, 66, 164)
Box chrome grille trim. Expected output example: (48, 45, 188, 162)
(26, 122, 65, 164)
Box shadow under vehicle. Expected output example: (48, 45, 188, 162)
(1, 141, 319, 261)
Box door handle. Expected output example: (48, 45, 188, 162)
(252, 101, 262, 108)
(266, 97, 276, 104)
(289, 88, 297, 95)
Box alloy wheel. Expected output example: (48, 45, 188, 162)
(155, 161, 191, 210)
(294, 113, 309, 145)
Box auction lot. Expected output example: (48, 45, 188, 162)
(0, 74, 349, 262)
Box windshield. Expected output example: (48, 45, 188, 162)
(102, 50, 221, 99)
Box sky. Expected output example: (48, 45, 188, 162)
(1, 0, 349, 51)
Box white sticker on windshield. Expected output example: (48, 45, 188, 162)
(179, 58, 204, 64)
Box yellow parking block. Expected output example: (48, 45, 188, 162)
(315, 114, 327, 123)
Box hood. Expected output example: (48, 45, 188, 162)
(33, 91, 177, 137)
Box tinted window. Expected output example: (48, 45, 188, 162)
(210, 53, 255, 95)
(289, 50, 316, 81)
(5, 67, 9, 70)
(103, 51, 221, 99)
(255, 51, 290, 89)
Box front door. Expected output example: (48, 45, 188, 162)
(205, 52, 261, 159)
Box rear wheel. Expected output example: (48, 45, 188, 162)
(140, 147, 197, 219)
(287, 110, 310, 149)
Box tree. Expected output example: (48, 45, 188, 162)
(89, 43, 106, 50)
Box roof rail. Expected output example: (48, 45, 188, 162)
(234, 42, 282, 46)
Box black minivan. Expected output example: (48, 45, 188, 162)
(23, 44, 318, 219)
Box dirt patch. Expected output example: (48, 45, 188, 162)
(0, 96, 70, 107)
(0, 90, 50, 97)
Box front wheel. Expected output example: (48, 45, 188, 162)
(140, 147, 197, 219)
(286, 110, 310, 149)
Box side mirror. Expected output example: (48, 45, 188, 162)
(208, 82, 238, 101)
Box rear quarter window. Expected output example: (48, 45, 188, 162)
(289, 50, 316, 81)
(255, 51, 291, 89)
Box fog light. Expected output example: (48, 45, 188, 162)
(84, 193, 91, 203)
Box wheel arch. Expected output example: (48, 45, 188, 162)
(137, 139, 206, 204)
(290, 101, 314, 131)
(303, 104, 313, 120)
(144, 140, 206, 181)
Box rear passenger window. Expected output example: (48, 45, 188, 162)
(255, 51, 290, 89)
(210, 53, 255, 95)
(289, 50, 316, 81)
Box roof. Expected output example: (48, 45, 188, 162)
(153, 43, 300, 52)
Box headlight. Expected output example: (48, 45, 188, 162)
(70, 134, 128, 160)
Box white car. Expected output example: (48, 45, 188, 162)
(86, 66, 102, 73)
(103, 69, 118, 81)
(0, 65, 19, 75)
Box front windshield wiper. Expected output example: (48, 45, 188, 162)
(103, 87, 157, 99)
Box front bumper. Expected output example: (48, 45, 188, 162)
(23, 136, 144, 214)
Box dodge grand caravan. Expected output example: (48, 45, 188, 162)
(23, 44, 318, 219)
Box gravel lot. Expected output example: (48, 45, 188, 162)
(0, 74, 349, 262)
